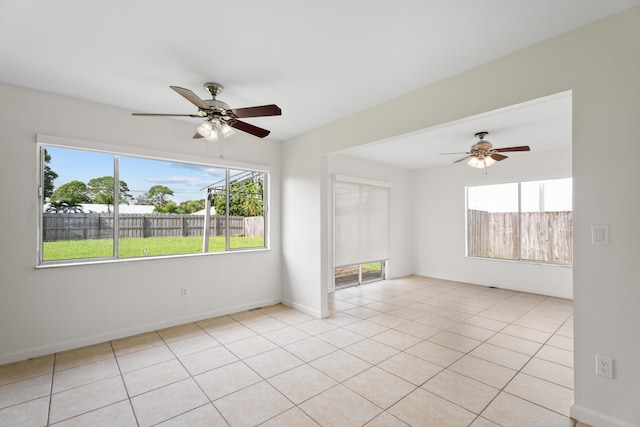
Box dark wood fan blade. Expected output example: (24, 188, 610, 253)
(132, 113, 201, 117)
(490, 153, 508, 161)
(494, 145, 530, 152)
(231, 104, 282, 118)
(230, 120, 270, 138)
(454, 155, 473, 163)
(170, 86, 210, 110)
(193, 132, 203, 139)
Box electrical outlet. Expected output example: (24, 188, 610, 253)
(181, 287, 189, 297)
(595, 354, 613, 378)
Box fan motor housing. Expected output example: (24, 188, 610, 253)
(472, 131, 492, 153)
(203, 99, 231, 112)
(472, 142, 493, 152)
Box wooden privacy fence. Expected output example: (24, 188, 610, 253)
(467, 209, 573, 263)
(43, 214, 264, 242)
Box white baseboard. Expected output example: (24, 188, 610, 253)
(0, 297, 281, 366)
(280, 298, 322, 318)
(571, 404, 639, 427)
(415, 271, 573, 300)
(386, 271, 414, 280)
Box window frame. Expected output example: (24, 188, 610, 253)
(465, 177, 573, 266)
(334, 260, 386, 290)
(37, 136, 270, 267)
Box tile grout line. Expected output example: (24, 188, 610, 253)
(248, 306, 416, 425)
(162, 320, 234, 426)
(45, 353, 56, 427)
(108, 340, 140, 427)
(401, 284, 516, 421)
(155, 309, 316, 426)
(466, 294, 574, 425)
(342, 285, 572, 426)
(332, 285, 497, 425)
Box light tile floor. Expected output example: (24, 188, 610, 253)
(0, 276, 592, 426)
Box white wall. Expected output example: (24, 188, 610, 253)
(414, 148, 573, 298)
(280, 139, 324, 316)
(0, 83, 282, 364)
(281, 7, 640, 427)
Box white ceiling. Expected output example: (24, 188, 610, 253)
(339, 91, 573, 169)
(1, 0, 638, 165)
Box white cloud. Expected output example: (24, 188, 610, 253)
(145, 176, 204, 186)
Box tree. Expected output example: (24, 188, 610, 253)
(49, 180, 90, 206)
(43, 149, 58, 201)
(241, 181, 264, 216)
(87, 176, 133, 212)
(213, 180, 263, 217)
(147, 185, 174, 209)
(154, 199, 206, 214)
(178, 199, 206, 214)
(155, 201, 179, 214)
(212, 189, 230, 216)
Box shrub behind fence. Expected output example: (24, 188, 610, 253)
(43, 213, 263, 242)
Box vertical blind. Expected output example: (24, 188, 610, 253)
(334, 176, 390, 266)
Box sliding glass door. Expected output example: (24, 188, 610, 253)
(333, 177, 389, 289)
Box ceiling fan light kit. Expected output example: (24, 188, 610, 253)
(132, 82, 281, 140)
(196, 118, 236, 141)
(467, 155, 496, 168)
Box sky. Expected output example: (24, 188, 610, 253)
(45, 146, 228, 204)
(468, 178, 573, 213)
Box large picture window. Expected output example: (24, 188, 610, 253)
(466, 178, 572, 264)
(39, 144, 267, 265)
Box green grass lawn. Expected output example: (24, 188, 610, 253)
(43, 236, 265, 260)
(362, 261, 382, 271)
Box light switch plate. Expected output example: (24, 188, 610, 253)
(591, 225, 609, 245)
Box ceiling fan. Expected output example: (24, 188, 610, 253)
(442, 131, 530, 168)
(132, 82, 281, 140)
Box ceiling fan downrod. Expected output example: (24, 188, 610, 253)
(203, 82, 224, 98)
